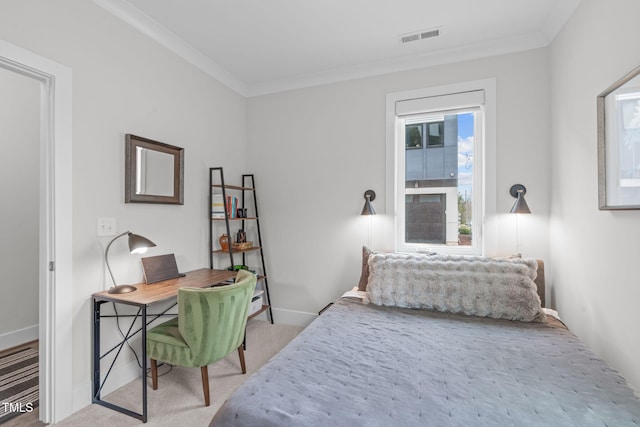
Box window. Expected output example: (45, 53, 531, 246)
(386, 80, 496, 255)
(427, 121, 444, 147)
(405, 121, 444, 148)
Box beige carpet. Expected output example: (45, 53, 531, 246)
(53, 320, 303, 427)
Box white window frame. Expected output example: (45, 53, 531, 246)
(385, 79, 497, 255)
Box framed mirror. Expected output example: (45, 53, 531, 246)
(598, 65, 640, 209)
(125, 134, 184, 204)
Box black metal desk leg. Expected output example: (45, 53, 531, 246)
(91, 300, 147, 422)
(92, 299, 101, 402)
(142, 305, 147, 423)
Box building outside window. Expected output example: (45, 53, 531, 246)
(404, 112, 475, 246)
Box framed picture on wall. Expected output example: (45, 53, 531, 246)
(125, 134, 184, 205)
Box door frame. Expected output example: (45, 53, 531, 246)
(0, 40, 73, 424)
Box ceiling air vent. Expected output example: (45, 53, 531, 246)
(399, 28, 440, 44)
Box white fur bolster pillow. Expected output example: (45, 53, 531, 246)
(366, 254, 546, 322)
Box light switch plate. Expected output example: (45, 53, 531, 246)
(97, 217, 116, 236)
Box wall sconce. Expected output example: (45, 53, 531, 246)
(361, 190, 376, 215)
(509, 184, 531, 214)
(105, 231, 156, 294)
(509, 184, 531, 257)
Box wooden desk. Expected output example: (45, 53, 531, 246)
(92, 268, 237, 423)
(93, 268, 237, 306)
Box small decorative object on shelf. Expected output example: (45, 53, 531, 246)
(219, 234, 229, 251)
(228, 264, 252, 272)
(248, 290, 265, 317)
(209, 167, 273, 324)
(232, 241, 252, 250)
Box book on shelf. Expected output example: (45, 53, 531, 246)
(226, 195, 238, 218)
(211, 194, 225, 218)
(212, 193, 241, 219)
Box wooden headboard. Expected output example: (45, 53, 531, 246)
(535, 259, 545, 307)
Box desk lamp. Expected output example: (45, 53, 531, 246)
(105, 231, 156, 294)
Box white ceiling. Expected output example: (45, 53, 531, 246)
(95, 0, 581, 96)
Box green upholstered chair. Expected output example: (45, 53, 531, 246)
(146, 269, 257, 406)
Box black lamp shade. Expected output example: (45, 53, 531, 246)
(509, 184, 531, 214)
(361, 190, 376, 215)
(128, 233, 156, 254)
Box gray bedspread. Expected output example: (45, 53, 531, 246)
(211, 298, 640, 426)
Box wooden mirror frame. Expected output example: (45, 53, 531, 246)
(597, 64, 640, 209)
(125, 134, 184, 204)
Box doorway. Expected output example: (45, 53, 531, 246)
(0, 67, 39, 345)
(0, 41, 73, 424)
(0, 66, 40, 424)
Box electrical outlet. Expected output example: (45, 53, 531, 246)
(97, 217, 116, 236)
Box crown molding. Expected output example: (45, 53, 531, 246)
(246, 32, 549, 97)
(93, 0, 566, 98)
(93, 0, 249, 97)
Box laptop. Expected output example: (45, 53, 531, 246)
(141, 253, 185, 284)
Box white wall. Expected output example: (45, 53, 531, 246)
(248, 48, 551, 322)
(0, 0, 248, 412)
(549, 0, 640, 393)
(0, 67, 40, 348)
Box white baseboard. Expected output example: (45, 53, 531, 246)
(0, 325, 38, 351)
(72, 381, 92, 414)
(270, 307, 317, 327)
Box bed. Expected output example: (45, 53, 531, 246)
(211, 252, 640, 426)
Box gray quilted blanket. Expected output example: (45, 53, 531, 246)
(211, 298, 640, 426)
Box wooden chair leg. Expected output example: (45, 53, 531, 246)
(150, 359, 158, 390)
(237, 345, 247, 374)
(201, 366, 210, 407)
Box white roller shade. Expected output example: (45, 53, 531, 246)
(396, 90, 484, 116)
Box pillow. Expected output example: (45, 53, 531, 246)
(357, 246, 375, 291)
(357, 247, 437, 291)
(493, 256, 546, 306)
(366, 254, 546, 322)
